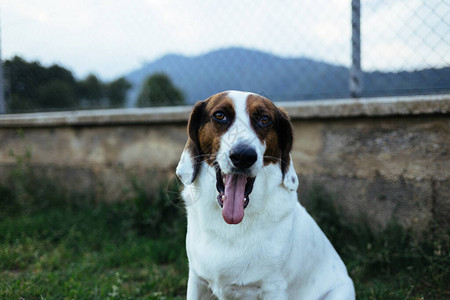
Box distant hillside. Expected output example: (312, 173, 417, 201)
(363, 68, 450, 97)
(126, 47, 450, 105)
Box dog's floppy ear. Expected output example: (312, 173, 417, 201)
(276, 107, 298, 191)
(176, 101, 206, 185)
(282, 155, 298, 191)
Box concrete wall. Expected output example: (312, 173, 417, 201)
(1, 94, 449, 232)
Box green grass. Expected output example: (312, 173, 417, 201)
(0, 171, 188, 299)
(0, 165, 448, 299)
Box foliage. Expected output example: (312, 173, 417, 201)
(77, 74, 104, 107)
(5, 56, 77, 112)
(0, 193, 188, 299)
(38, 80, 78, 109)
(137, 73, 185, 107)
(0, 161, 187, 299)
(106, 77, 132, 108)
(4, 56, 132, 112)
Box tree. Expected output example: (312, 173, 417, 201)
(77, 74, 104, 108)
(46, 65, 76, 85)
(4, 56, 78, 112)
(105, 77, 131, 108)
(38, 80, 77, 109)
(137, 73, 184, 107)
(5, 56, 48, 107)
(4, 56, 133, 112)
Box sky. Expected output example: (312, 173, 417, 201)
(2, 0, 449, 80)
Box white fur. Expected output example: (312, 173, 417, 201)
(176, 91, 355, 300)
(216, 91, 265, 178)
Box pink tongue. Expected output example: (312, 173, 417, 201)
(222, 174, 248, 224)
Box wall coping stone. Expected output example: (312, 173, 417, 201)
(1, 94, 449, 128)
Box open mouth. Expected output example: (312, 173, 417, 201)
(215, 165, 256, 225)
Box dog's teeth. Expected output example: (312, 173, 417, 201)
(217, 194, 224, 207)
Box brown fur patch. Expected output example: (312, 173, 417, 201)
(246, 94, 281, 165)
(274, 107, 293, 177)
(196, 92, 235, 165)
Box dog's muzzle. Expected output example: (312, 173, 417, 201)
(215, 144, 257, 225)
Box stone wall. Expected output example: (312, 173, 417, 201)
(1, 94, 449, 232)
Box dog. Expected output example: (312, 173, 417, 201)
(176, 91, 355, 299)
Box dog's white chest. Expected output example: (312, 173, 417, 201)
(187, 231, 265, 299)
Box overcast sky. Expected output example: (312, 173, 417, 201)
(2, 0, 448, 80)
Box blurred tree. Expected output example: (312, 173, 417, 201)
(77, 74, 104, 108)
(6, 94, 35, 112)
(4, 56, 78, 112)
(38, 80, 77, 109)
(105, 77, 131, 108)
(137, 73, 184, 107)
(5, 56, 45, 107)
(46, 65, 76, 85)
(4, 56, 132, 112)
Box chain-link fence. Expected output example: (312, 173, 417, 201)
(360, 0, 450, 97)
(1, 0, 449, 113)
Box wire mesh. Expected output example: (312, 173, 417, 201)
(361, 0, 450, 97)
(1, 0, 449, 113)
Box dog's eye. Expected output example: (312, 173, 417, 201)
(213, 111, 228, 122)
(258, 116, 272, 127)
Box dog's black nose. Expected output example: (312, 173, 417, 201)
(229, 144, 257, 169)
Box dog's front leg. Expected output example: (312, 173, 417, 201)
(187, 270, 216, 300)
(261, 277, 288, 300)
(319, 282, 356, 300)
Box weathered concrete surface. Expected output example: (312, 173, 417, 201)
(292, 117, 450, 232)
(0, 106, 192, 127)
(1, 94, 449, 127)
(0, 125, 187, 200)
(284, 93, 450, 119)
(0, 94, 449, 232)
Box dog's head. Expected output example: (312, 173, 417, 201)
(176, 91, 298, 224)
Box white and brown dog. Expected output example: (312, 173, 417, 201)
(176, 91, 355, 300)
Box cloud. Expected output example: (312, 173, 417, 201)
(362, 0, 449, 70)
(2, 0, 448, 79)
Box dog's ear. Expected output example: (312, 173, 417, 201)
(276, 107, 293, 176)
(282, 155, 298, 191)
(176, 101, 206, 185)
(276, 107, 298, 191)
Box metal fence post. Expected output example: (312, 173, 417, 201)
(0, 21, 4, 114)
(350, 0, 362, 98)
(0, 66, 4, 114)
(0, 59, 4, 114)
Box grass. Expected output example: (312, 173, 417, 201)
(0, 165, 188, 299)
(0, 162, 448, 299)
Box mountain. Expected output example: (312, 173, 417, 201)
(363, 68, 450, 97)
(125, 47, 450, 105)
